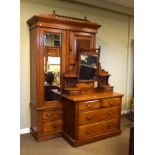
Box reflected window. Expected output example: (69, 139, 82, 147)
(79, 54, 98, 80)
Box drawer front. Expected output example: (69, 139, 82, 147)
(78, 100, 101, 111)
(78, 119, 119, 139)
(102, 98, 121, 107)
(42, 110, 63, 120)
(42, 120, 62, 133)
(78, 106, 120, 126)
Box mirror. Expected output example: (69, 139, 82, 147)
(44, 32, 61, 101)
(79, 54, 98, 80)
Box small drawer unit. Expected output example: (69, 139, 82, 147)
(40, 108, 63, 136)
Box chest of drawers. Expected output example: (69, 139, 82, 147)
(62, 92, 123, 147)
(30, 102, 63, 141)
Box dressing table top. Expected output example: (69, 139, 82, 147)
(62, 88, 123, 102)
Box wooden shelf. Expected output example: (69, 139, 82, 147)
(64, 87, 80, 91)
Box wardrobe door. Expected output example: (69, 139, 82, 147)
(69, 31, 95, 70)
(39, 28, 67, 105)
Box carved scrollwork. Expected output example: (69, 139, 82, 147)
(98, 63, 109, 76)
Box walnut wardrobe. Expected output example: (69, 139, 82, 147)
(27, 11, 123, 147)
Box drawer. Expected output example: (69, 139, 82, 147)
(42, 120, 62, 133)
(78, 100, 101, 111)
(78, 106, 120, 126)
(78, 119, 119, 139)
(102, 98, 121, 107)
(42, 110, 63, 120)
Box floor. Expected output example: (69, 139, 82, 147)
(20, 115, 133, 155)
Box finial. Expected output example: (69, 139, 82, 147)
(50, 10, 56, 17)
(84, 16, 88, 21)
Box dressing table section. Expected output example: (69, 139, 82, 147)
(27, 11, 123, 146)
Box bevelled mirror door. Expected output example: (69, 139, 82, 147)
(44, 32, 61, 101)
(79, 53, 98, 80)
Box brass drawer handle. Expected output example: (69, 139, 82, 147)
(46, 113, 52, 117)
(109, 101, 114, 105)
(87, 103, 92, 108)
(52, 123, 60, 128)
(107, 124, 113, 129)
(87, 115, 93, 121)
(108, 112, 113, 117)
(86, 130, 91, 135)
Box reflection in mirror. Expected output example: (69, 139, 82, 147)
(79, 54, 98, 80)
(44, 32, 61, 101)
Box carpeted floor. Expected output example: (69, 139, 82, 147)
(20, 115, 133, 155)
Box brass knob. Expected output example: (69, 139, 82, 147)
(87, 103, 92, 108)
(52, 123, 59, 128)
(46, 113, 52, 117)
(107, 124, 113, 129)
(108, 112, 113, 117)
(86, 130, 91, 135)
(87, 115, 93, 121)
(109, 101, 113, 105)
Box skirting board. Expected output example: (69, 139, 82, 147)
(121, 110, 129, 115)
(20, 128, 30, 135)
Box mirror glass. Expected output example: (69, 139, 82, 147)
(79, 54, 98, 80)
(44, 32, 61, 101)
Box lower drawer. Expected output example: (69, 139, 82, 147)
(78, 119, 119, 140)
(42, 119, 63, 133)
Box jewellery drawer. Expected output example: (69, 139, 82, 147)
(42, 119, 63, 133)
(78, 106, 119, 126)
(78, 119, 119, 139)
(42, 110, 63, 120)
(101, 98, 121, 107)
(78, 100, 101, 111)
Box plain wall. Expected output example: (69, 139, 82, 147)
(20, 0, 134, 129)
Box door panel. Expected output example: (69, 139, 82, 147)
(69, 31, 95, 73)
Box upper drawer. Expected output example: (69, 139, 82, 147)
(101, 98, 121, 107)
(78, 100, 101, 111)
(78, 106, 120, 126)
(42, 110, 63, 120)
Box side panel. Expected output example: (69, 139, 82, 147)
(63, 98, 76, 139)
(30, 28, 37, 105)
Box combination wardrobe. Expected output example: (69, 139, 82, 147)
(27, 11, 123, 147)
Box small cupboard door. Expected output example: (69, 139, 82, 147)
(69, 31, 96, 69)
